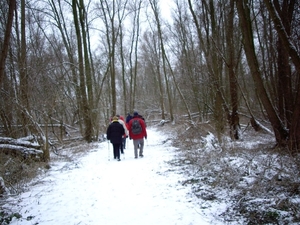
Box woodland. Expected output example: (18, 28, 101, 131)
(0, 0, 300, 220)
(0, 0, 300, 223)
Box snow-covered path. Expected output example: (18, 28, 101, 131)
(8, 128, 210, 225)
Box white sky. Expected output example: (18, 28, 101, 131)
(159, 0, 174, 22)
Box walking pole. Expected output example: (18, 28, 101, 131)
(123, 142, 125, 160)
(108, 140, 110, 161)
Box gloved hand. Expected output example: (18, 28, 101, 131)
(145, 136, 147, 140)
(129, 136, 132, 140)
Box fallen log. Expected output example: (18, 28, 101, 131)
(0, 136, 40, 149)
(0, 144, 43, 159)
(0, 136, 43, 160)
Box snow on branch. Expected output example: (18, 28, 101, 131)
(0, 136, 40, 149)
(0, 136, 43, 159)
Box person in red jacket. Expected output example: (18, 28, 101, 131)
(128, 111, 147, 158)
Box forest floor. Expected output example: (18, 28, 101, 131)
(1, 120, 300, 224)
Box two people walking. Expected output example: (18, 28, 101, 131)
(106, 112, 147, 161)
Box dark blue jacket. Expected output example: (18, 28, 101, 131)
(106, 121, 125, 144)
(126, 114, 132, 124)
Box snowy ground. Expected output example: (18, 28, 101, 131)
(5, 127, 221, 225)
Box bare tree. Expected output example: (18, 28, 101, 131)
(167, 0, 201, 120)
(263, 0, 300, 150)
(140, 31, 166, 118)
(46, 0, 85, 135)
(127, 0, 142, 113)
(18, 0, 30, 137)
(226, 0, 241, 139)
(0, 0, 16, 138)
(187, 0, 229, 140)
(236, 0, 288, 146)
(149, 0, 174, 121)
(72, 0, 93, 142)
(97, 0, 125, 116)
(0, 0, 16, 85)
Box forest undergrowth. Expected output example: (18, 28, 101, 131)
(168, 121, 300, 224)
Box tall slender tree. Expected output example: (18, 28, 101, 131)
(149, 0, 174, 121)
(226, 0, 241, 139)
(236, 0, 288, 146)
(0, 0, 16, 85)
(72, 0, 93, 142)
(263, 0, 300, 150)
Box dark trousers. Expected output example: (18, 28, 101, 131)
(113, 143, 121, 159)
(122, 137, 126, 149)
(120, 138, 126, 153)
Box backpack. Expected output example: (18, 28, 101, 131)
(131, 119, 142, 135)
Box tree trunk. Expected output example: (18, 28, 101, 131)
(149, 0, 173, 121)
(227, 0, 240, 139)
(274, 0, 294, 130)
(19, 0, 30, 137)
(131, 1, 141, 112)
(72, 0, 92, 142)
(264, 0, 300, 151)
(79, 0, 94, 138)
(208, 0, 228, 138)
(236, 0, 288, 145)
(49, 0, 84, 136)
(0, 0, 16, 85)
(188, 0, 229, 139)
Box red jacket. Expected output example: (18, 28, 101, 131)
(128, 116, 147, 140)
(119, 115, 125, 122)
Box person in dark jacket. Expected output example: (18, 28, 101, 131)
(106, 116, 125, 161)
(126, 113, 132, 124)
